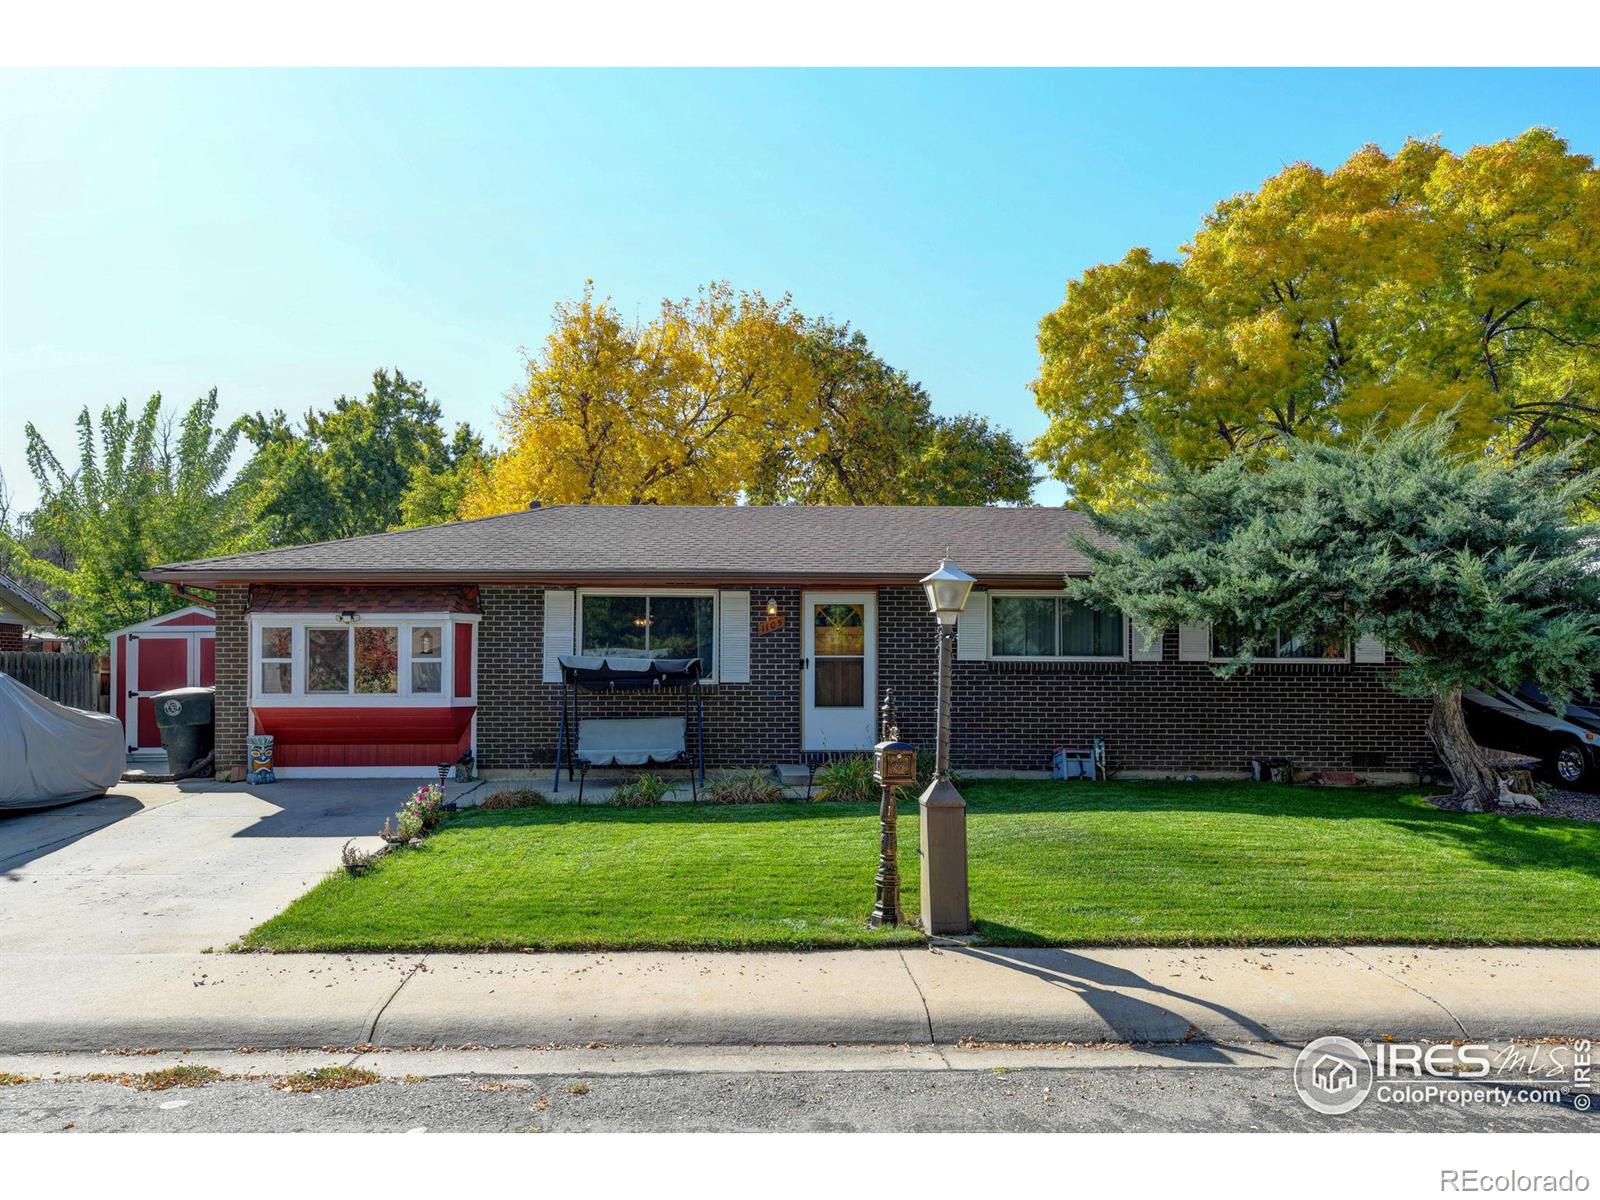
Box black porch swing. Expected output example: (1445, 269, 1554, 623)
(551, 655, 706, 802)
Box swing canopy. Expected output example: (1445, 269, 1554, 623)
(556, 655, 703, 691)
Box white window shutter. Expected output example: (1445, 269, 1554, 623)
(542, 589, 575, 683)
(1353, 635, 1386, 664)
(956, 591, 989, 661)
(1131, 625, 1163, 662)
(718, 591, 750, 683)
(1177, 622, 1211, 662)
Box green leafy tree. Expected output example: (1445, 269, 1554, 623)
(1067, 416, 1600, 811)
(744, 321, 1036, 506)
(242, 368, 483, 540)
(6, 391, 257, 647)
(397, 427, 495, 528)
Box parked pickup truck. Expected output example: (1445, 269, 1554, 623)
(1463, 682, 1600, 789)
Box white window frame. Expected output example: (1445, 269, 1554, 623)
(986, 590, 1129, 662)
(257, 623, 295, 696)
(249, 612, 478, 707)
(407, 623, 447, 696)
(575, 588, 720, 683)
(1209, 626, 1350, 664)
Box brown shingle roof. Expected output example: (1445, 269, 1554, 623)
(144, 505, 1101, 585)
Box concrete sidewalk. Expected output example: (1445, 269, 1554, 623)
(1, 944, 1593, 1053)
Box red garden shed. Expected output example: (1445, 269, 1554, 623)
(109, 606, 216, 758)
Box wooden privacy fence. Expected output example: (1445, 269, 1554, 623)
(0, 652, 102, 712)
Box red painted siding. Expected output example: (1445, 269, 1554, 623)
(454, 623, 473, 698)
(251, 705, 474, 768)
(154, 611, 215, 628)
(199, 637, 215, 686)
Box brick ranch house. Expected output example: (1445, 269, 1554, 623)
(144, 505, 1432, 780)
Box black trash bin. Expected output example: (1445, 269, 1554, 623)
(152, 686, 215, 776)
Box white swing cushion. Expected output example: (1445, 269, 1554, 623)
(576, 717, 687, 767)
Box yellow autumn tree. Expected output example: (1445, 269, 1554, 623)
(1032, 128, 1600, 508)
(463, 282, 814, 514)
(463, 282, 1039, 515)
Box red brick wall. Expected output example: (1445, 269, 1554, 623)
(0, 623, 24, 652)
(212, 585, 250, 775)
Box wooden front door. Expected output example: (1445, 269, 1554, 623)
(800, 592, 876, 753)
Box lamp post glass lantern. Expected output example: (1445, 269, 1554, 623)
(920, 558, 976, 626)
(917, 557, 974, 935)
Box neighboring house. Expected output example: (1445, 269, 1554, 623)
(0, 571, 61, 653)
(144, 505, 1431, 780)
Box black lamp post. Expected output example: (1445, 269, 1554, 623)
(918, 557, 975, 935)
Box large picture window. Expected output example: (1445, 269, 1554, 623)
(580, 593, 715, 674)
(1211, 627, 1346, 661)
(990, 594, 1125, 659)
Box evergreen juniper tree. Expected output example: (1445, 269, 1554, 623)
(1067, 416, 1600, 810)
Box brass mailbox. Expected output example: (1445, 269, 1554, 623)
(874, 739, 917, 788)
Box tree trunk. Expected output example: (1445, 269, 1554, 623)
(1427, 687, 1501, 812)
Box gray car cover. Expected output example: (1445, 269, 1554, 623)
(0, 673, 124, 808)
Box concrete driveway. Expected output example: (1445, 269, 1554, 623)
(0, 778, 479, 953)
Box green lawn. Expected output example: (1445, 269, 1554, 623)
(238, 781, 1600, 952)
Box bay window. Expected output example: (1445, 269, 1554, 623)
(579, 592, 715, 674)
(990, 593, 1126, 659)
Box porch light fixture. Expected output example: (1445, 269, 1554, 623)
(920, 557, 976, 626)
(765, 597, 779, 618)
(337, 610, 360, 625)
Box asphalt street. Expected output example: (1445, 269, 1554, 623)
(2, 1067, 1591, 1133)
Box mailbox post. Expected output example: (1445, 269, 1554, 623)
(869, 690, 916, 929)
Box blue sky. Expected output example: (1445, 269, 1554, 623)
(1, 68, 1595, 511)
